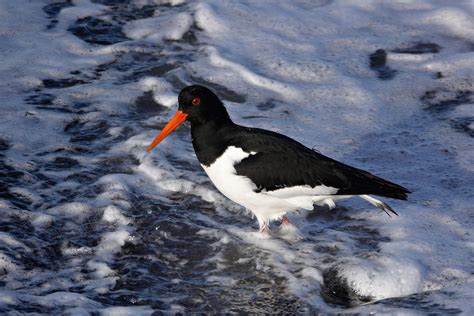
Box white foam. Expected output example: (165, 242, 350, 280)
(100, 306, 155, 316)
(341, 257, 424, 299)
(124, 12, 193, 43)
(87, 260, 115, 279)
(95, 230, 130, 262)
(0, 252, 19, 274)
(0, 0, 473, 312)
(0, 290, 20, 306)
(206, 275, 237, 286)
(46, 202, 92, 222)
(37, 291, 102, 308)
(102, 205, 132, 226)
(0, 232, 31, 252)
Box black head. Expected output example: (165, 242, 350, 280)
(178, 85, 230, 124)
(147, 85, 231, 152)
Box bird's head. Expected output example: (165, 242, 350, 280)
(147, 85, 229, 152)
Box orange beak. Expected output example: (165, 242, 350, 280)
(147, 110, 188, 152)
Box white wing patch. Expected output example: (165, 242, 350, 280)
(264, 184, 338, 198)
(263, 185, 338, 210)
(284, 196, 315, 210)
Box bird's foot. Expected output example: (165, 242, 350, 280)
(281, 215, 290, 225)
(259, 223, 270, 234)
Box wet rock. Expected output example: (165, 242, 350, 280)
(370, 49, 387, 68)
(369, 49, 397, 80)
(321, 267, 373, 307)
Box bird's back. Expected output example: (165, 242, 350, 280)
(225, 125, 410, 200)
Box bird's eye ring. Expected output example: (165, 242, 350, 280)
(192, 97, 201, 106)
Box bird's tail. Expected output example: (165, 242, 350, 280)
(360, 194, 398, 217)
(350, 168, 411, 200)
(370, 176, 411, 200)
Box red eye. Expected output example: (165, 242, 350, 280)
(192, 97, 201, 106)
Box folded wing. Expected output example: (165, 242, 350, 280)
(232, 127, 410, 200)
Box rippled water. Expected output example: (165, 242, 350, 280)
(0, 0, 473, 314)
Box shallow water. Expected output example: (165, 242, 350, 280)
(0, 0, 473, 314)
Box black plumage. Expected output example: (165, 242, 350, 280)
(148, 85, 411, 225)
(233, 128, 409, 200)
(181, 85, 410, 201)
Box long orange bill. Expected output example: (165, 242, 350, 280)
(147, 110, 188, 152)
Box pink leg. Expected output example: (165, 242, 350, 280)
(281, 215, 290, 225)
(259, 223, 270, 234)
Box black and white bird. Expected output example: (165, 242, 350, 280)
(147, 85, 410, 233)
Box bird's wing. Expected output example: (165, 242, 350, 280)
(231, 127, 410, 200)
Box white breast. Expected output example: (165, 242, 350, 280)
(201, 146, 342, 227)
(201, 146, 258, 208)
(201, 146, 294, 225)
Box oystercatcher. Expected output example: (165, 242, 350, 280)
(147, 85, 410, 232)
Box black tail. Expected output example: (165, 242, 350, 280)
(338, 166, 411, 200)
(371, 176, 411, 200)
(369, 176, 411, 200)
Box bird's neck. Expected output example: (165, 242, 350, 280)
(190, 116, 236, 166)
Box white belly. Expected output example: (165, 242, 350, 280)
(199, 147, 386, 229)
(201, 146, 296, 226)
